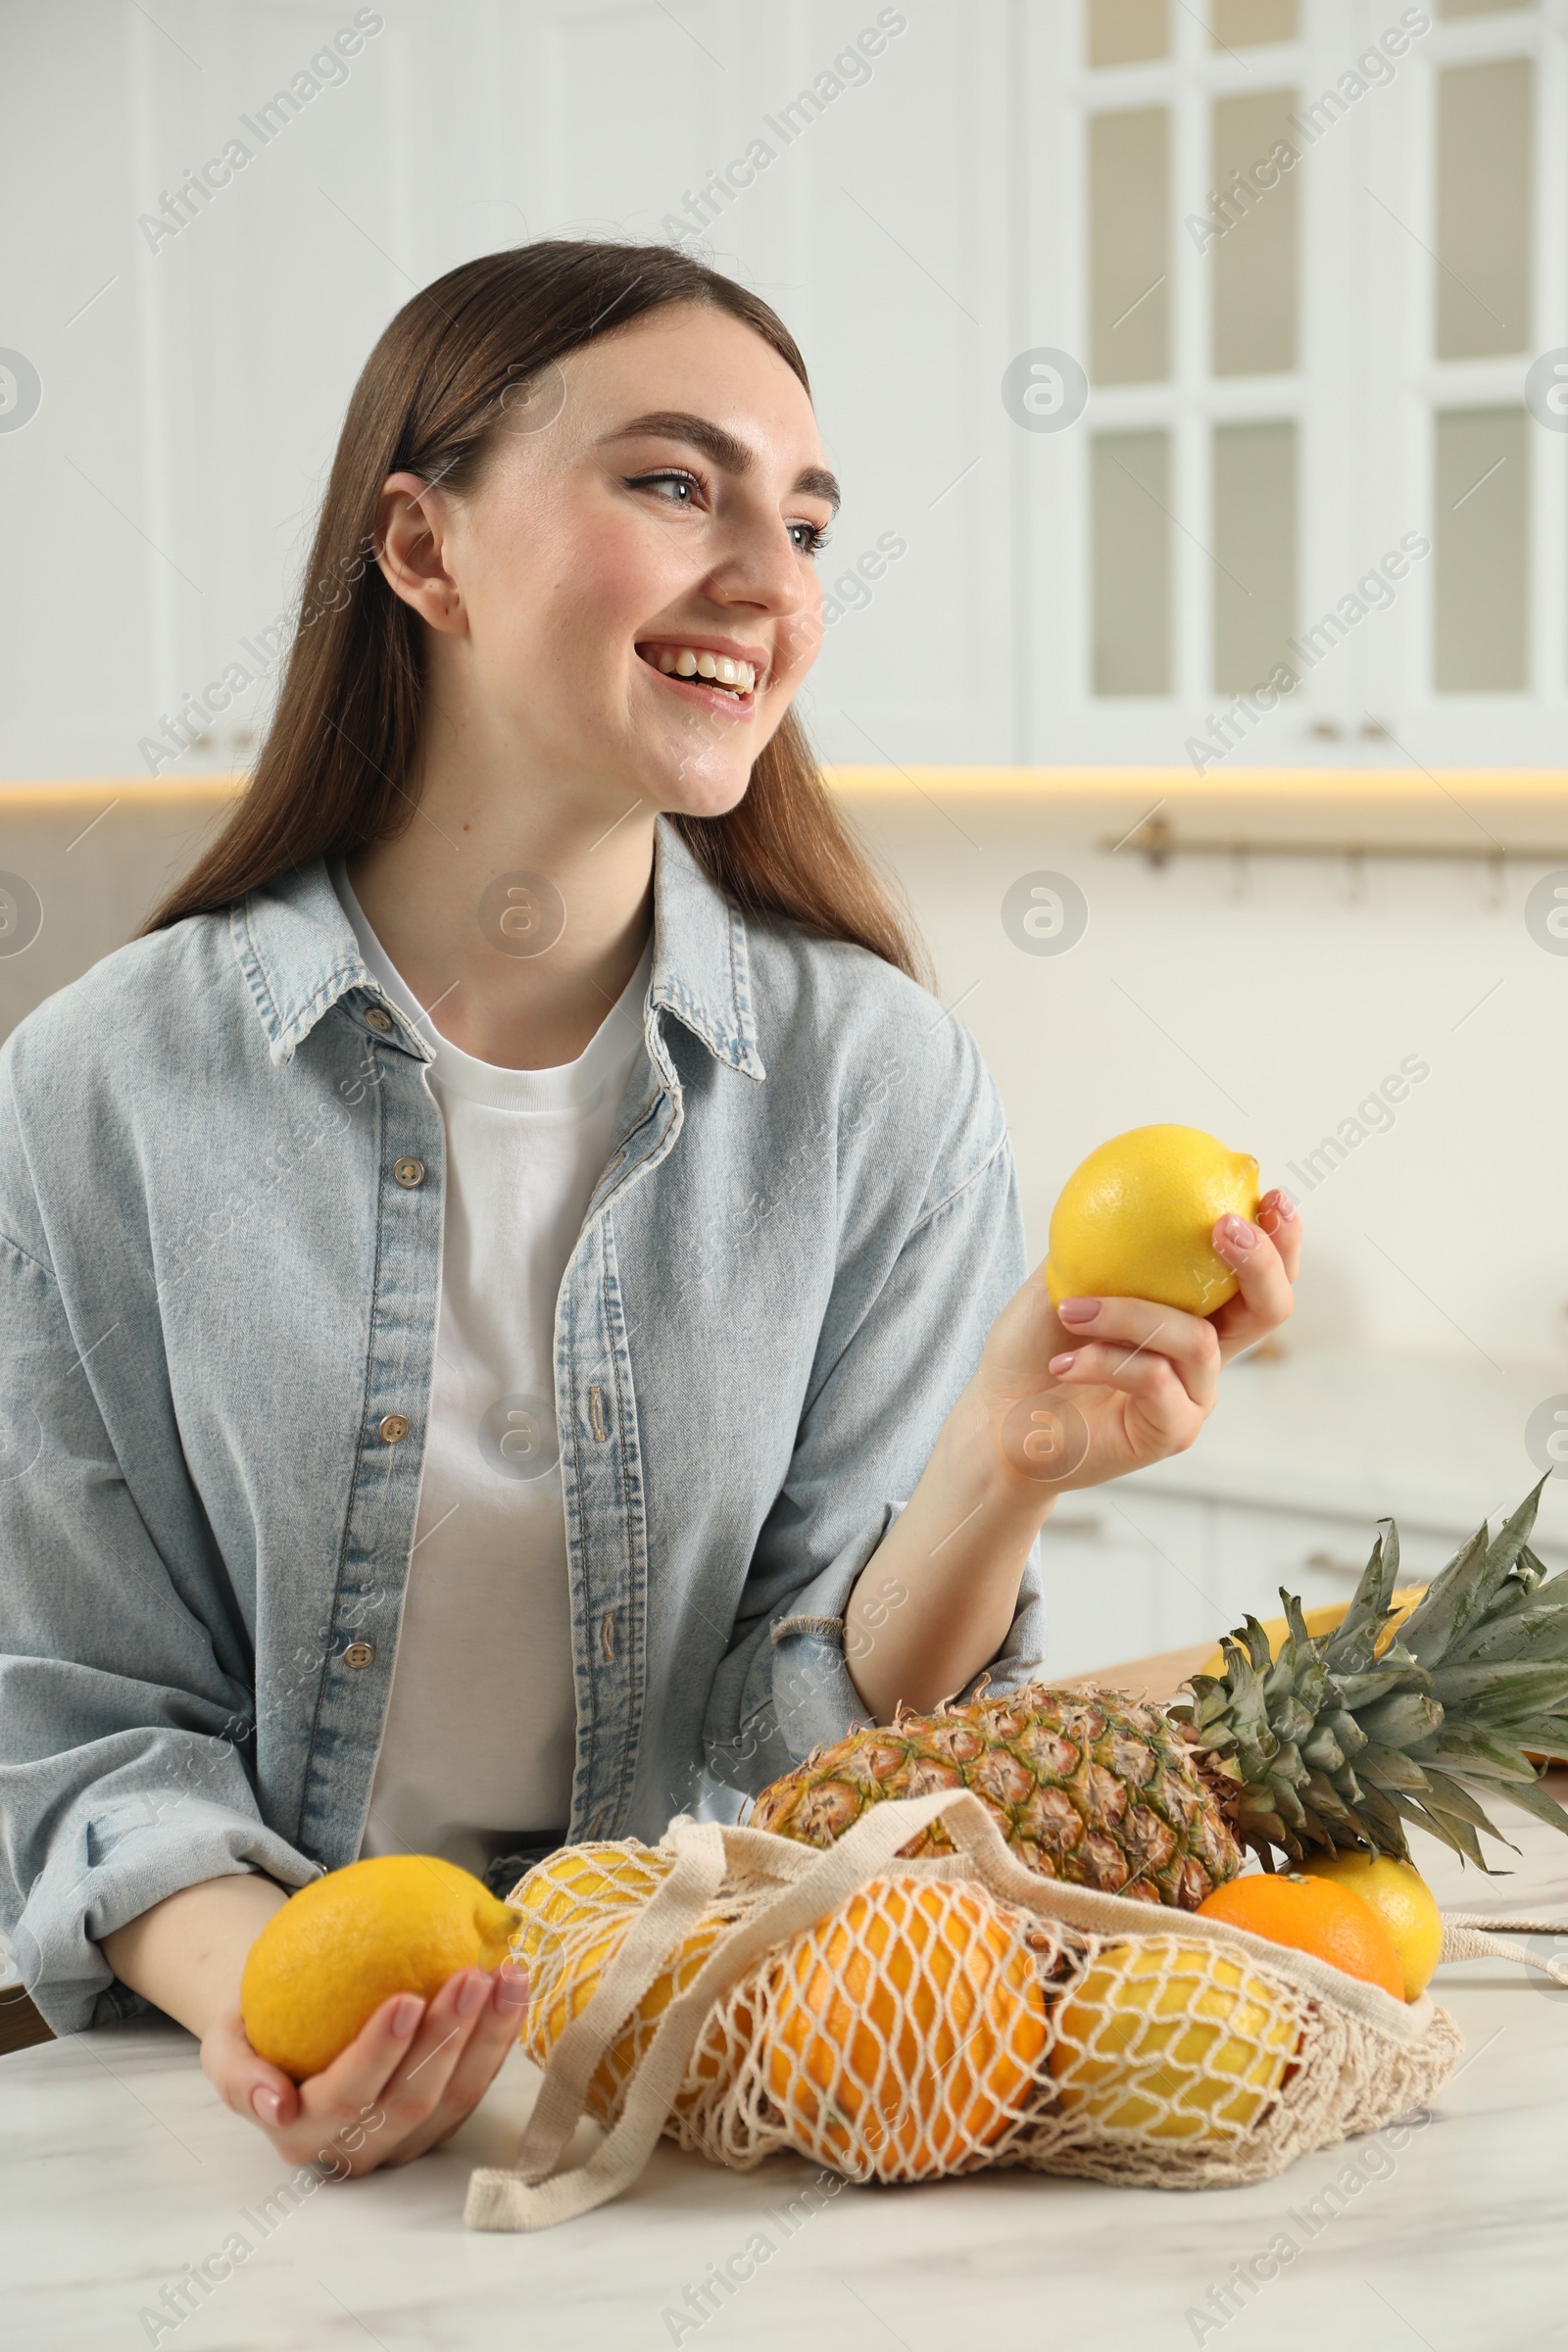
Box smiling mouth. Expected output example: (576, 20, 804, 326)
(636, 641, 761, 703)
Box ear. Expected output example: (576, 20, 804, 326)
(373, 470, 466, 635)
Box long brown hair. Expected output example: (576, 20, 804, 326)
(141, 240, 929, 985)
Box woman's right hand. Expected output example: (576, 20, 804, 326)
(200, 1959, 530, 2176)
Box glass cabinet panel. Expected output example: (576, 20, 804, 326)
(1434, 409, 1528, 691)
(1435, 60, 1533, 359)
(1210, 89, 1299, 376)
(1086, 0, 1168, 66)
(1209, 0, 1298, 47)
(1092, 430, 1173, 694)
(1089, 108, 1170, 383)
(1212, 420, 1298, 692)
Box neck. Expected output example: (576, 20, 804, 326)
(345, 724, 657, 1073)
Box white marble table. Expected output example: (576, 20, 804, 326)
(6, 1796, 1568, 2352)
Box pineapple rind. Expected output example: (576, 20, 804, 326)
(751, 1689, 1243, 1910)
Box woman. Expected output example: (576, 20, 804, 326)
(0, 242, 1298, 2174)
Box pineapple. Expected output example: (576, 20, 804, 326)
(751, 1478, 1568, 1897)
(749, 1686, 1244, 1909)
(1176, 1476, 1568, 1869)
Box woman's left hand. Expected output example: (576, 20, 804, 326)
(975, 1189, 1300, 1493)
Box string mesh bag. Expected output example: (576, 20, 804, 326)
(466, 1787, 1466, 2230)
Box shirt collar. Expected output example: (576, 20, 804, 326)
(231, 814, 765, 1081)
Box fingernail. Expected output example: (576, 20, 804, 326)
(1218, 1214, 1258, 1250)
(1056, 1298, 1101, 1324)
(494, 1963, 529, 2013)
(252, 2085, 283, 2124)
(1048, 1351, 1076, 1374)
(1270, 1193, 1298, 1221)
(390, 1994, 424, 2038)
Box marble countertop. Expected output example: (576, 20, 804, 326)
(7, 1786, 1568, 2352)
(1128, 1344, 1568, 1550)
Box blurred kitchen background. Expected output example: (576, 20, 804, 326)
(4, 0, 1568, 1671)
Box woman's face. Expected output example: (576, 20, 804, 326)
(378, 302, 838, 822)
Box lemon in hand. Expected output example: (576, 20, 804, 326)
(241, 1854, 520, 2080)
(1045, 1124, 1260, 1317)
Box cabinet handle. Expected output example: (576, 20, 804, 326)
(1303, 1549, 1369, 1579)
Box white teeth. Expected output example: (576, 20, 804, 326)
(649, 647, 759, 693)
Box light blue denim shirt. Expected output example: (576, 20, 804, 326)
(0, 816, 1044, 2031)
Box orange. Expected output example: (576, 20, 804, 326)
(767, 1877, 1049, 2179)
(1298, 1851, 1443, 2001)
(1198, 1871, 1403, 1999)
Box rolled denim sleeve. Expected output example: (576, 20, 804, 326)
(703, 1116, 1047, 1798)
(0, 1235, 318, 2034)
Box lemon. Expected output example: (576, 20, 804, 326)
(1045, 1124, 1260, 1318)
(1198, 1588, 1428, 1681)
(1298, 1851, 1444, 2002)
(241, 1854, 519, 2081)
(1047, 1939, 1297, 2141)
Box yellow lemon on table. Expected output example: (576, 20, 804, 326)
(241, 1854, 519, 2081)
(1045, 1125, 1260, 1317)
(1298, 1851, 1444, 2002)
(1047, 1939, 1297, 2141)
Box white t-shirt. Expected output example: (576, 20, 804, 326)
(331, 860, 653, 1880)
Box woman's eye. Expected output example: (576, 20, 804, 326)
(789, 519, 830, 557)
(630, 469, 701, 509)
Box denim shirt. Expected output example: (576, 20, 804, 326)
(0, 816, 1044, 2032)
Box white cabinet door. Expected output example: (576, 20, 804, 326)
(1035, 1491, 1220, 1678)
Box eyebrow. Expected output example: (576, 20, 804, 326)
(605, 409, 841, 514)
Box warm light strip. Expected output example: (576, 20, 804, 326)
(1, 767, 1566, 808)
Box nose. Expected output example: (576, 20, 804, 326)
(705, 511, 813, 626)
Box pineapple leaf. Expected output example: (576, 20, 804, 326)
(1399, 1483, 1548, 1666)
(1332, 1523, 1399, 1646)
(1354, 1739, 1433, 1792)
(1416, 1767, 1513, 1845)
(1333, 1665, 1428, 1710)
(1353, 1689, 1446, 1748)
(1445, 1586, 1568, 1668)
(1351, 1786, 1410, 1854)
(1282, 1591, 1317, 1656)
(1488, 1774, 1568, 1838)
(1428, 1662, 1568, 1712)
(1238, 1616, 1274, 1675)
(1302, 1767, 1359, 1823)
(1452, 1716, 1568, 1756)
(1517, 1544, 1551, 1595)
(1405, 1723, 1541, 1781)
(1411, 1802, 1496, 1872)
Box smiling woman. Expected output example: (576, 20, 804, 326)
(0, 240, 1298, 2181)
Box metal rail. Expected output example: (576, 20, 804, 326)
(1103, 813, 1568, 870)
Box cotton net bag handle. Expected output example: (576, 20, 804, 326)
(464, 1787, 1024, 2231)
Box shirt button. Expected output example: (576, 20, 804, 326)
(343, 1641, 375, 1670)
(393, 1156, 425, 1189)
(378, 1413, 411, 1444)
(366, 1007, 394, 1034)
